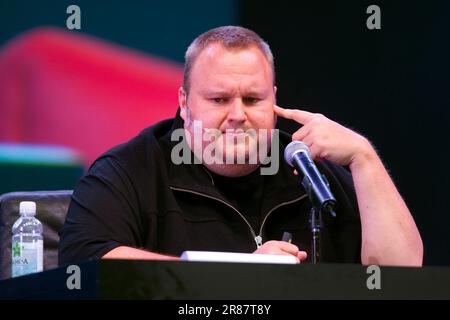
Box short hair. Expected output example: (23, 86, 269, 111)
(183, 26, 275, 93)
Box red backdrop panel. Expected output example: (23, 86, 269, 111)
(0, 27, 182, 166)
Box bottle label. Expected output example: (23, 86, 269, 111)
(12, 240, 43, 277)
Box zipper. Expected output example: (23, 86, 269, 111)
(170, 186, 308, 249)
(201, 167, 215, 186)
(170, 186, 260, 247)
(258, 194, 308, 243)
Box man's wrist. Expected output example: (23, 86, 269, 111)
(349, 138, 379, 172)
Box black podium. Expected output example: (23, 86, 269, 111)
(1, 260, 450, 299)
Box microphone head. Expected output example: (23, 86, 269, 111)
(284, 141, 311, 167)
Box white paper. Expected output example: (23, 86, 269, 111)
(180, 251, 298, 264)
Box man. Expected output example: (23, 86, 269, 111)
(59, 26, 423, 266)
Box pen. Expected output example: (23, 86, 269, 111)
(281, 231, 293, 243)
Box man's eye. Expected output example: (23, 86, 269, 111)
(211, 98, 228, 104)
(243, 97, 260, 105)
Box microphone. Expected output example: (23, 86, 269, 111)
(284, 141, 336, 216)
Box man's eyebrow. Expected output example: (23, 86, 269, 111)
(201, 89, 234, 96)
(200, 89, 268, 97)
(243, 90, 266, 97)
(241, 89, 270, 98)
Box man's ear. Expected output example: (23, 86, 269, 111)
(178, 87, 187, 121)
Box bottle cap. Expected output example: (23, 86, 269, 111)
(19, 201, 36, 216)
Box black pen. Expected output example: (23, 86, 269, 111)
(281, 231, 293, 243)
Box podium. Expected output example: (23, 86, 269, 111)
(1, 260, 450, 299)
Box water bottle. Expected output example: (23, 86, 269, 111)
(11, 201, 43, 277)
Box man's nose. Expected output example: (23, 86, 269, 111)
(227, 99, 247, 123)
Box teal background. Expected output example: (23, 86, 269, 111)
(0, 0, 237, 62)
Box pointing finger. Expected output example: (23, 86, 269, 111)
(274, 105, 316, 125)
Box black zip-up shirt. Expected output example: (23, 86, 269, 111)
(59, 112, 362, 265)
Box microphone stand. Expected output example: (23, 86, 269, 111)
(284, 141, 337, 263)
(309, 205, 323, 264)
(303, 174, 335, 264)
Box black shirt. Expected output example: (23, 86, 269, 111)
(59, 114, 362, 265)
(209, 168, 265, 233)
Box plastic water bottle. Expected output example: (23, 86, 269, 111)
(11, 201, 43, 277)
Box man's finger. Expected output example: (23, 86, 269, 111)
(297, 251, 308, 262)
(276, 241, 299, 255)
(274, 105, 316, 125)
(292, 125, 309, 142)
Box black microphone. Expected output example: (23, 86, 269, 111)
(284, 141, 336, 216)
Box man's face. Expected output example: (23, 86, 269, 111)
(179, 43, 277, 177)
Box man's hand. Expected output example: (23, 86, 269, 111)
(274, 105, 374, 168)
(274, 104, 423, 266)
(254, 240, 308, 263)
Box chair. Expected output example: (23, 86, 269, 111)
(0, 190, 72, 280)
